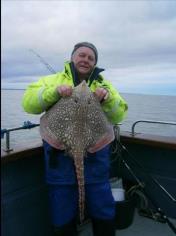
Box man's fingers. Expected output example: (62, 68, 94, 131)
(95, 88, 108, 101)
(57, 85, 72, 97)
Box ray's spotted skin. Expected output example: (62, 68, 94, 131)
(40, 80, 114, 223)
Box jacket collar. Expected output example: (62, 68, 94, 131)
(64, 61, 104, 87)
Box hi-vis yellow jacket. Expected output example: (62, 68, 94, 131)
(22, 61, 128, 124)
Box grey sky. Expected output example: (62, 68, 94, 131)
(2, 0, 176, 95)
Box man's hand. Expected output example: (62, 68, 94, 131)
(94, 88, 109, 102)
(57, 85, 72, 97)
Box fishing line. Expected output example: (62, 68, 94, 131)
(119, 142, 176, 202)
(29, 49, 56, 74)
(116, 141, 176, 233)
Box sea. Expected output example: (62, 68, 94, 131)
(1, 89, 176, 150)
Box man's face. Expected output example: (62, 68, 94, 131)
(72, 47, 96, 76)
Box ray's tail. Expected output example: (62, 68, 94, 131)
(73, 155, 85, 224)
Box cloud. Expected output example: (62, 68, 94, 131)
(101, 62, 176, 95)
(1, 0, 176, 95)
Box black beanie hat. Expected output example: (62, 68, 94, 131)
(71, 42, 98, 64)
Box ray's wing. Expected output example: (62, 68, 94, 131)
(86, 98, 115, 153)
(40, 97, 76, 149)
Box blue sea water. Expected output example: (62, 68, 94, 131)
(1, 89, 176, 150)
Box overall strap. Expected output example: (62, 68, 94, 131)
(88, 67, 104, 87)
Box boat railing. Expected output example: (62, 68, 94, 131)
(131, 120, 176, 136)
(1, 122, 121, 153)
(2, 119, 176, 153)
(1, 121, 39, 153)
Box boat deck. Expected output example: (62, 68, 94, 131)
(79, 210, 176, 236)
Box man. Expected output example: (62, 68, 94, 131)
(22, 42, 128, 236)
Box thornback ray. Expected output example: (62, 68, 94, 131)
(40, 80, 115, 223)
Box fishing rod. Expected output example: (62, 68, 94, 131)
(29, 49, 56, 74)
(117, 141, 176, 233)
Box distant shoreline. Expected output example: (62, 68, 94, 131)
(1, 88, 175, 97)
(1, 88, 25, 91)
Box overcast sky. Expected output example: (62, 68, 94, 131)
(2, 0, 176, 95)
